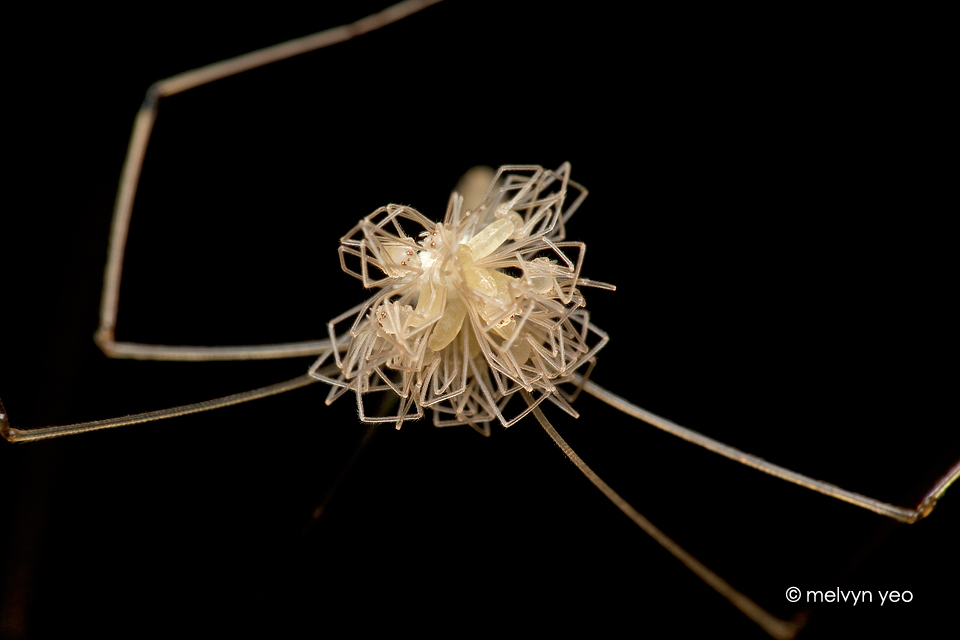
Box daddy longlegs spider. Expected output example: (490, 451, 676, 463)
(3, 2, 956, 637)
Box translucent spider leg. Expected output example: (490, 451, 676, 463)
(93, 0, 443, 363)
(576, 376, 960, 524)
(0, 375, 318, 443)
(524, 392, 801, 640)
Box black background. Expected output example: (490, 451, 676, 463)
(3, 2, 956, 638)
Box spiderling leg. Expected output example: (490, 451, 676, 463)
(523, 391, 803, 640)
(574, 374, 959, 524)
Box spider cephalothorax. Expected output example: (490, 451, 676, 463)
(310, 164, 613, 435)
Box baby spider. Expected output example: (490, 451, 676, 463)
(311, 164, 613, 434)
(2, 2, 956, 639)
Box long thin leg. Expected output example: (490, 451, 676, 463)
(576, 374, 960, 523)
(1, 375, 320, 443)
(523, 391, 802, 640)
(96, 341, 333, 362)
(94, 0, 443, 363)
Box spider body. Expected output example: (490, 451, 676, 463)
(2, 3, 955, 638)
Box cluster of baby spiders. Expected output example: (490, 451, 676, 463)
(309, 164, 615, 435)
